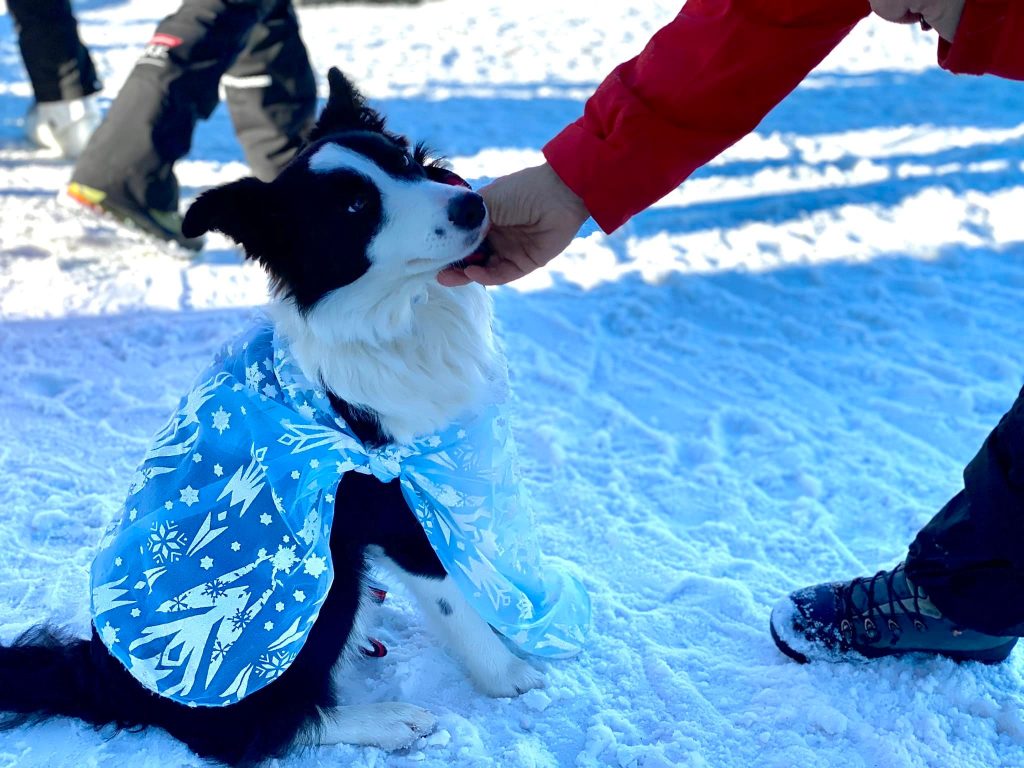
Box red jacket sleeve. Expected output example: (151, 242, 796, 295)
(543, 0, 870, 233)
(939, 0, 1024, 79)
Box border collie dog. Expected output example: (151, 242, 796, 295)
(0, 69, 582, 766)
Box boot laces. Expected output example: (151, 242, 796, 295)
(840, 564, 929, 643)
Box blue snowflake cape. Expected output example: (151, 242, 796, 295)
(90, 320, 590, 707)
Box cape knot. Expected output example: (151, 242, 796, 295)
(350, 445, 403, 482)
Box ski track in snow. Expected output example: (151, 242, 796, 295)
(1, 2, 1023, 766)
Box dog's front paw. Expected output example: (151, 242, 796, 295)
(470, 656, 546, 698)
(367, 703, 437, 750)
(319, 702, 437, 750)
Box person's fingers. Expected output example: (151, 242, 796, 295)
(436, 247, 538, 287)
(462, 164, 589, 287)
(869, 0, 911, 22)
(462, 259, 529, 286)
(870, 0, 925, 25)
(492, 228, 557, 271)
(869, 0, 963, 39)
(925, 0, 964, 40)
(885, 10, 922, 24)
(437, 267, 472, 287)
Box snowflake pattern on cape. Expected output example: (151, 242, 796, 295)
(90, 320, 590, 707)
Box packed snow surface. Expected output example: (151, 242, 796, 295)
(1, 2, 1023, 767)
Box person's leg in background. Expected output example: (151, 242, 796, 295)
(223, 0, 317, 182)
(7, 0, 103, 157)
(68, 0, 285, 249)
(772, 386, 1024, 664)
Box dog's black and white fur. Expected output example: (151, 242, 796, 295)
(0, 69, 543, 765)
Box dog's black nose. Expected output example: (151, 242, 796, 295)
(447, 193, 486, 230)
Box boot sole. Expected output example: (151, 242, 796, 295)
(770, 618, 810, 664)
(771, 618, 1017, 665)
(67, 185, 204, 252)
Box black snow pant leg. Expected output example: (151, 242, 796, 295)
(223, 0, 316, 181)
(71, 0, 285, 213)
(7, 0, 101, 103)
(905, 385, 1024, 637)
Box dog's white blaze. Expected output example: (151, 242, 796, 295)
(308, 142, 385, 177)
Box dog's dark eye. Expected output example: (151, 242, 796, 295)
(346, 195, 367, 214)
(399, 154, 411, 168)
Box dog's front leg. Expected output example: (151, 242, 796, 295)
(396, 571, 546, 697)
(310, 702, 437, 750)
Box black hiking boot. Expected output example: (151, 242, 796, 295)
(770, 562, 1018, 664)
(67, 181, 205, 252)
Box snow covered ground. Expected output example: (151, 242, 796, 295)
(1, 1, 1024, 766)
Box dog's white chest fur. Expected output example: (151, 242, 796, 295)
(270, 280, 503, 444)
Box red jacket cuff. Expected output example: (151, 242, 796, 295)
(544, 121, 641, 234)
(938, 0, 1022, 79)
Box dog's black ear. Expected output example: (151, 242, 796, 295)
(183, 177, 276, 255)
(308, 67, 388, 142)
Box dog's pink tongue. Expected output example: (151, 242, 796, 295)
(463, 238, 493, 266)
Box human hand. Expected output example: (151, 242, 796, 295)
(437, 163, 590, 287)
(869, 0, 965, 42)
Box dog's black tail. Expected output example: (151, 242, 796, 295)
(0, 625, 128, 731)
(0, 624, 329, 766)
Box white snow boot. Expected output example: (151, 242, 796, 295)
(24, 95, 102, 159)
